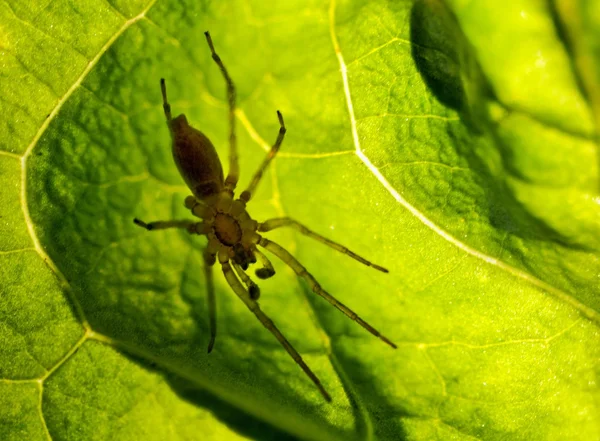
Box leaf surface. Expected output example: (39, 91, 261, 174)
(1, 0, 599, 440)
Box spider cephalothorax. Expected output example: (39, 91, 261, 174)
(184, 193, 259, 273)
(133, 32, 395, 402)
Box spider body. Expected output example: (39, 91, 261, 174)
(134, 32, 395, 402)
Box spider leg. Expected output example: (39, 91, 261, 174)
(232, 263, 261, 300)
(258, 218, 388, 273)
(253, 248, 276, 279)
(240, 111, 286, 203)
(160, 78, 172, 123)
(220, 259, 332, 402)
(133, 218, 201, 234)
(204, 31, 239, 192)
(204, 249, 218, 353)
(257, 236, 397, 349)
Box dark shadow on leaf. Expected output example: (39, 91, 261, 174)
(548, 0, 600, 197)
(122, 352, 301, 441)
(409, 0, 491, 134)
(446, 122, 587, 251)
(408, 0, 587, 250)
(166, 375, 302, 441)
(327, 342, 411, 441)
(547, 0, 591, 124)
(295, 286, 408, 441)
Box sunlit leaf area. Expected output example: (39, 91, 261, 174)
(1, 0, 599, 440)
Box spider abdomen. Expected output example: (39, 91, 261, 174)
(213, 213, 242, 246)
(171, 115, 224, 200)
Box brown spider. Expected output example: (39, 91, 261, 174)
(134, 31, 396, 402)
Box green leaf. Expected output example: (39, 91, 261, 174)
(2, 0, 599, 440)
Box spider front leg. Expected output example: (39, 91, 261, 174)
(133, 218, 200, 234)
(135, 216, 218, 352)
(232, 262, 261, 300)
(204, 31, 238, 192)
(253, 248, 276, 279)
(220, 257, 332, 402)
(257, 236, 397, 349)
(240, 111, 286, 203)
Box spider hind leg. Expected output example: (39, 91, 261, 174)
(204, 250, 217, 353)
(258, 235, 397, 349)
(258, 217, 388, 273)
(220, 259, 332, 402)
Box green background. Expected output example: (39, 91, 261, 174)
(1, 0, 599, 440)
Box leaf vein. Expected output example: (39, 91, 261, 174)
(0, 247, 37, 255)
(21, 0, 159, 160)
(37, 381, 52, 441)
(18, 0, 160, 338)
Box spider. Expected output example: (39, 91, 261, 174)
(134, 32, 396, 402)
